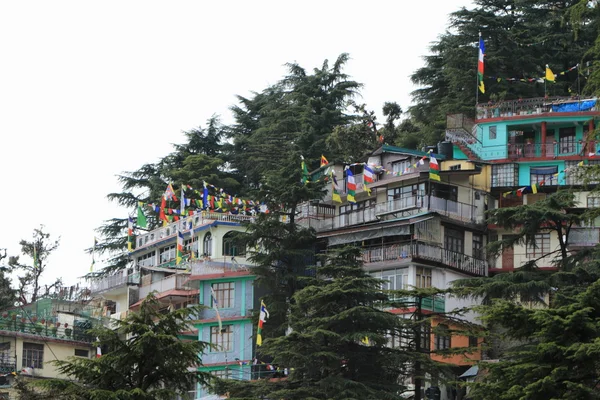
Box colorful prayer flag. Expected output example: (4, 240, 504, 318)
(478, 33, 485, 94)
(127, 216, 134, 252)
(203, 181, 209, 210)
(363, 165, 375, 183)
(346, 168, 356, 203)
(96, 337, 101, 358)
(531, 183, 538, 194)
(256, 300, 269, 346)
(332, 173, 342, 203)
(429, 154, 441, 182)
(320, 155, 329, 167)
(545, 64, 555, 82)
(164, 183, 177, 201)
(176, 230, 184, 264)
(159, 196, 167, 227)
(137, 203, 147, 228)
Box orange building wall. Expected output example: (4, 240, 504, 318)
(429, 318, 482, 366)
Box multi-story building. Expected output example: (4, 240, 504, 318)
(446, 95, 600, 274)
(297, 144, 488, 398)
(93, 211, 258, 399)
(0, 297, 98, 399)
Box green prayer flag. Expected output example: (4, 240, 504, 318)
(137, 203, 148, 228)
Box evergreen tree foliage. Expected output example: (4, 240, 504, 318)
(215, 247, 410, 400)
(97, 116, 240, 273)
(409, 0, 599, 147)
(17, 294, 211, 400)
(0, 249, 16, 310)
(8, 226, 61, 305)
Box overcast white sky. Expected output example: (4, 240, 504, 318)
(0, 0, 473, 288)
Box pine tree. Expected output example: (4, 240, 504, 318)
(17, 294, 211, 400)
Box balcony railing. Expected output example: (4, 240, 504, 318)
(299, 195, 483, 232)
(138, 274, 193, 298)
(90, 272, 140, 294)
(362, 241, 487, 276)
(508, 141, 596, 160)
(568, 227, 600, 247)
(189, 259, 252, 277)
(0, 318, 94, 343)
(135, 212, 253, 251)
(476, 96, 598, 120)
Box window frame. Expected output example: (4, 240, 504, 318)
(210, 325, 233, 352)
(22, 342, 44, 369)
(472, 233, 484, 260)
(491, 164, 518, 187)
(203, 232, 213, 257)
(527, 233, 550, 258)
(434, 324, 451, 350)
(416, 267, 432, 288)
(489, 125, 497, 140)
(211, 282, 235, 309)
(74, 349, 89, 358)
(159, 244, 176, 264)
(223, 232, 246, 257)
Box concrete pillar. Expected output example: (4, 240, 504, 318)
(541, 121, 547, 158)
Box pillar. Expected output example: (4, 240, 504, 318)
(541, 121, 547, 158)
(589, 119, 595, 155)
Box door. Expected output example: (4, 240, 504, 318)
(501, 235, 516, 270)
(546, 132, 555, 158)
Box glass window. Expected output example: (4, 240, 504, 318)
(22, 343, 43, 369)
(376, 268, 409, 292)
(212, 282, 235, 308)
(211, 325, 233, 352)
(491, 164, 518, 187)
(566, 160, 600, 185)
(444, 228, 464, 253)
(74, 349, 89, 357)
(489, 126, 497, 140)
(392, 159, 412, 174)
(416, 267, 432, 288)
(530, 166, 559, 185)
(419, 324, 431, 351)
(472, 233, 484, 259)
(559, 127, 576, 154)
(203, 232, 213, 257)
(527, 233, 550, 258)
(588, 197, 600, 208)
(469, 336, 479, 348)
(387, 184, 426, 201)
(137, 252, 155, 268)
(434, 324, 451, 350)
(211, 369, 232, 379)
(159, 245, 176, 264)
(223, 232, 246, 257)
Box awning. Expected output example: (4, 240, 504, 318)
(459, 365, 479, 379)
(530, 166, 558, 175)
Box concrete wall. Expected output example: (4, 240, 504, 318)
(197, 319, 253, 366)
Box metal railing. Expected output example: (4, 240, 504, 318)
(138, 274, 193, 298)
(362, 241, 487, 276)
(0, 319, 94, 343)
(135, 213, 253, 251)
(476, 96, 597, 120)
(189, 259, 252, 276)
(90, 272, 140, 294)
(508, 141, 596, 160)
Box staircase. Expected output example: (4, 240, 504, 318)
(454, 142, 481, 161)
(445, 114, 483, 161)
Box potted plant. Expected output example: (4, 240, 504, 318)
(10, 314, 16, 321)
(65, 327, 72, 338)
(19, 320, 25, 332)
(31, 316, 38, 323)
(2, 312, 8, 319)
(40, 319, 45, 325)
(51, 326, 58, 337)
(34, 323, 43, 334)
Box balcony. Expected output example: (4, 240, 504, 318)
(476, 96, 598, 120)
(0, 317, 94, 343)
(362, 241, 487, 276)
(138, 274, 193, 298)
(508, 140, 596, 160)
(135, 212, 253, 252)
(568, 227, 600, 247)
(90, 271, 140, 294)
(189, 259, 252, 278)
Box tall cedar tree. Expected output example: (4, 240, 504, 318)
(216, 247, 410, 400)
(408, 0, 599, 148)
(97, 116, 241, 273)
(17, 294, 211, 400)
(454, 190, 600, 398)
(8, 226, 61, 305)
(0, 249, 15, 309)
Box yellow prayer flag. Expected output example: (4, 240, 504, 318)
(545, 65, 555, 82)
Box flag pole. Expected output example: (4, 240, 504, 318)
(476, 32, 481, 106)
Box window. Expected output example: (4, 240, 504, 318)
(203, 232, 213, 257)
(212, 282, 235, 308)
(184, 237, 197, 256)
(74, 349, 89, 358)
(489, 126, 497, 140)
(416, 267, 432, 288)
(527, 233, 550, 258)
(376, 268, 409, 292)
(469, 336, 479, 348)
(431, 183, 457, 202)
(434, 324, 451, 350)
(530, 166, 558, 185)
(444, 228, 464, 253)
(22, 343, 43, 369)
(211, 325, 233, 352)
(588, 197, 600, 208)
(472, 233, 484, 259)
(559, 127, 576, 154)
(223, 232, 246, 257)
(419, 324, 431, 351)
(159, 244, 176, 264)
(386, 331, 402, 349)
(392, 159, 412, 174)
(137, 252, 155, 268)
(211, 369, 232, 379)
(566, 160, 600, 185)
(491, 164, 518, 187)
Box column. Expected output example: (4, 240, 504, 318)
(589, 119, 595, 155)
(541, 121, 547, 158)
